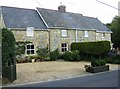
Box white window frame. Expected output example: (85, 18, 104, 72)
(84, 31, 88, 37)
(26, 44, 35, 55)
(102, 33, 105, 38)
(61, 43, 68, 52)
(61, 30, 67, 37)
(26, 27, 34, 36)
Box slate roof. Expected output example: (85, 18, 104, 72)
(37, 7, 112, 32)
(1, 6, 111, 32)
(1, 6, 47, 29)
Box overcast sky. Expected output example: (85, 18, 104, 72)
(0, 0, 119, 24)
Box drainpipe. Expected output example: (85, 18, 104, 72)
(75, 29, 78, 42)
(48, 29, 51, 52)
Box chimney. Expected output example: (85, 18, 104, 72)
(58, 5, 66, 13)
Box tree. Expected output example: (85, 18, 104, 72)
(2, 28, 17, 83)
(106, 16, 120, 48)
(2, 28, 16, 66)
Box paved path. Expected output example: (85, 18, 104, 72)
(10, 70, 119, 88)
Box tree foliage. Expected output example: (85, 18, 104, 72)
(106, 16, 120, 48)
(2, 28, 16, 66)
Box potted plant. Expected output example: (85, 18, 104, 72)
(84, 59, 109, 73)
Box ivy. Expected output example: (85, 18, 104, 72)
(15, 41, 32, 56)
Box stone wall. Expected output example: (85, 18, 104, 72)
(77, 30, 96, 42)
(11, 28, 112, 54)
(96, 32, 111, 41)
(11, 29, 49, 55)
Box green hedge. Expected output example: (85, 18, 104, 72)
(71, 41, 110, 56)
(62, 50, 80, 61)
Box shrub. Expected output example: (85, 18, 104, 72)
(71, 41, 110, 59)
(2, 28, 16, 66)
(91, 59, 106, 67)
(105, 55, 120, 64)
(63, 50, 80, 61)
(15, 41, 31, 56)
(49, 48, 60, 61)
(2, 28, 17, 83)
(36, 47, 49, 60)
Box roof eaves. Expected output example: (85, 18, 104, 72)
(49, 27, 65, 29)
(8, 27, 49, 31)
(96, 30, 113, 33)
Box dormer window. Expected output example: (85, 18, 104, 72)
(61, 30, 67, 37)
(84, 31, 88, 37)
(26, 27, 34, 36)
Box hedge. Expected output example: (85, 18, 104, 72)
(71, 41, 111, 56)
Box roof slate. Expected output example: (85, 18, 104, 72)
(1, 6, 47, 29)
(1, 6, 111, 32)
(37, 7, 111, 32)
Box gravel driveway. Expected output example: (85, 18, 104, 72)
(8, 61, 119, 86)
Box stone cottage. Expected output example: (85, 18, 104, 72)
(0, 5, 112, 55)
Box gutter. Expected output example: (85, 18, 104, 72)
(96, 30, 113, 33)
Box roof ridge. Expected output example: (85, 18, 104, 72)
(1, 6, 35, 11)
(36, 7, 83, 16)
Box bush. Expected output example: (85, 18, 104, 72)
(15, 41, 31, 56)
(91, 59, 106, 67)
(36, 47, 49, 60)
(63, 50, 80, 61)
(105, 55, 120, 64)
(71, 41, 110, 58)
(2, 28, 16, 66)
(2, 28, 16, 83)
(49, 48, 60, 61)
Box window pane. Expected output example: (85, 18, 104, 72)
(27, 45, 30, 49)
(31, 45, 34, 49)
(31, 50, 34, 54)
(62, 48, 64, 52)
(27, 50, 31, 54)
(62, 43, 64, 47)
(64, 43, 67, 47)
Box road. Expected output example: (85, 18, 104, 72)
(2, 70, 120, 89)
